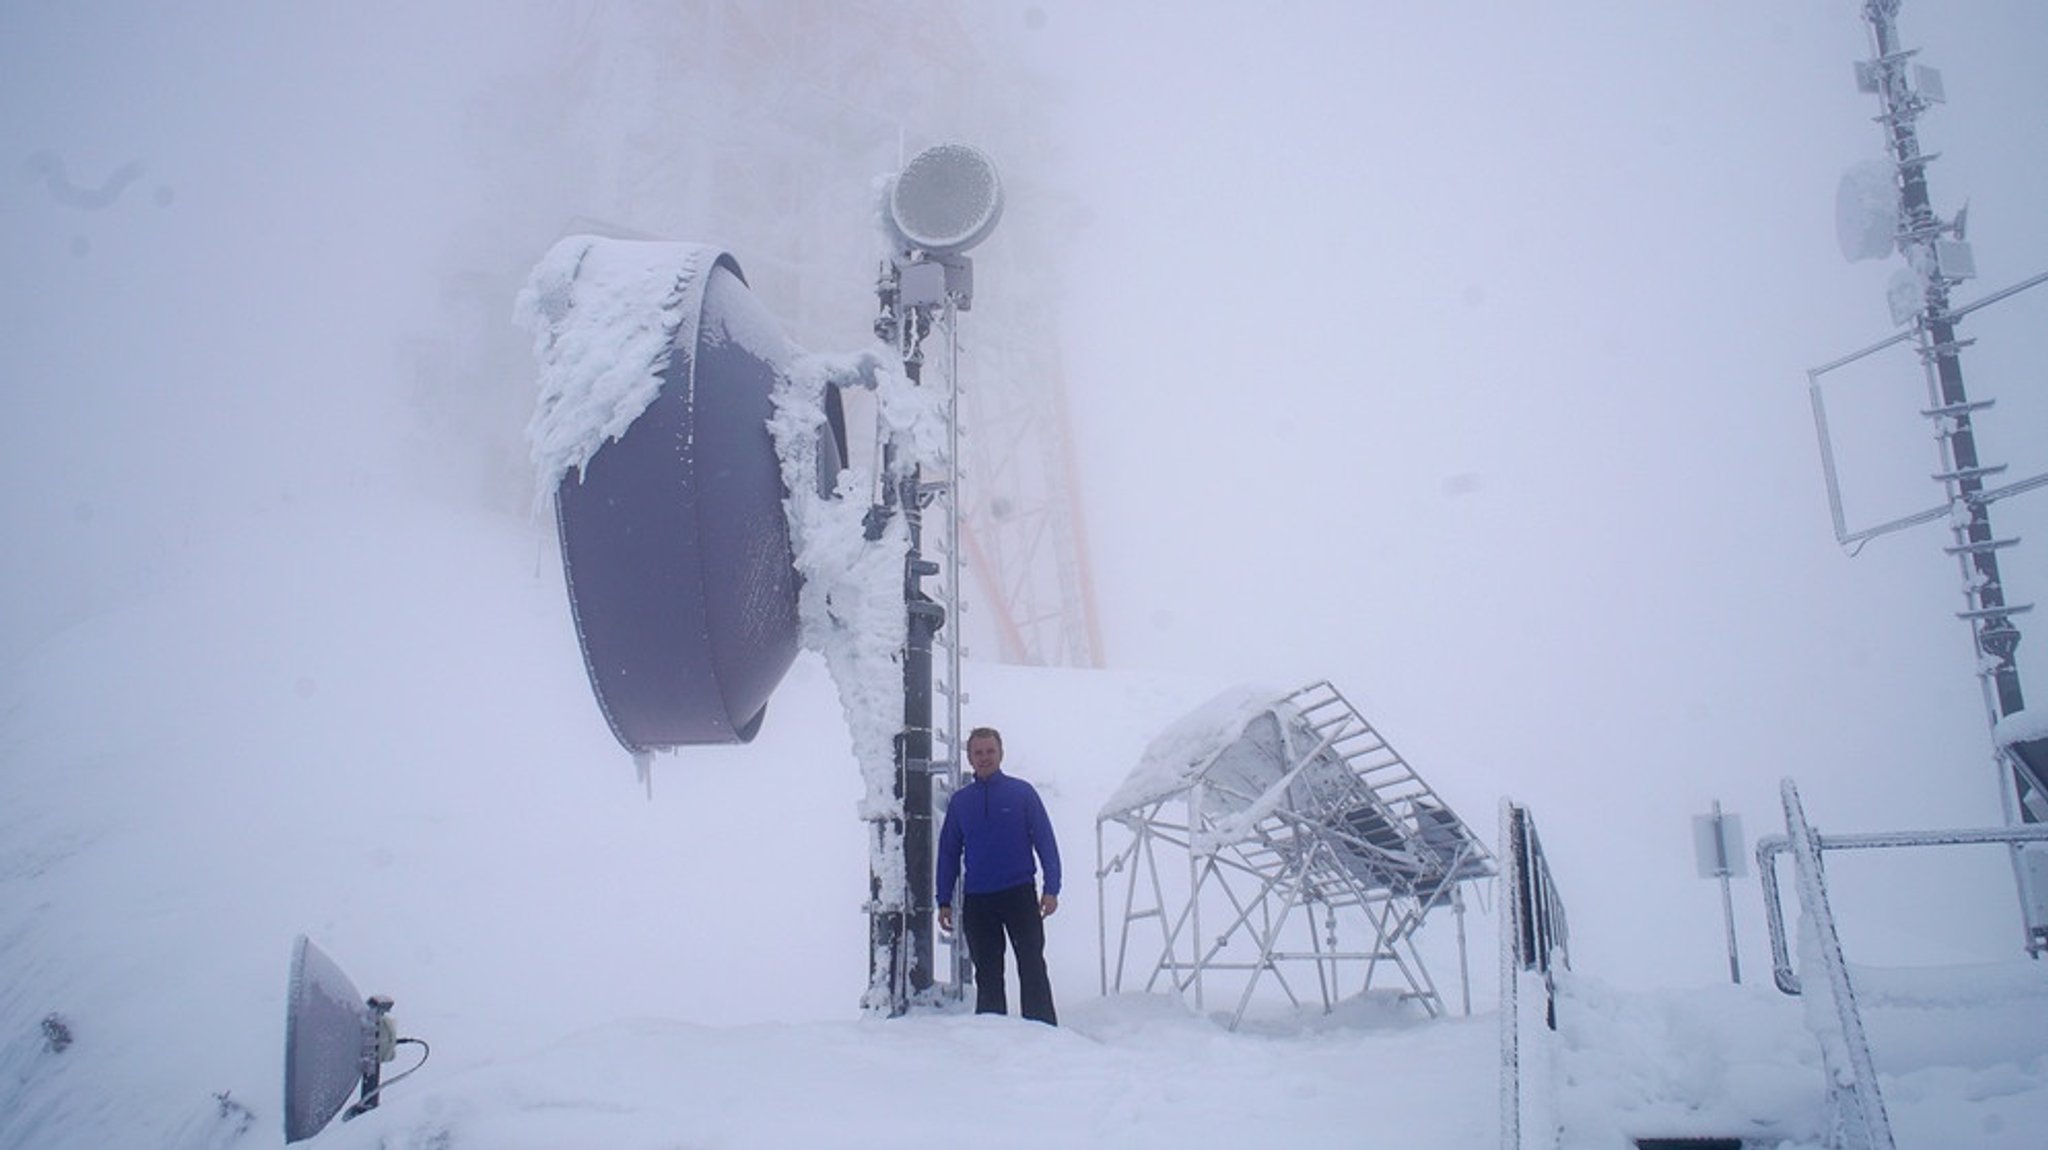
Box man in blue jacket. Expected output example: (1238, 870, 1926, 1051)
(936, 726, 1061, 1025)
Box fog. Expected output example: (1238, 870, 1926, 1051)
(1034, 0, 2048, 978)
(5, 0, 2047, 992)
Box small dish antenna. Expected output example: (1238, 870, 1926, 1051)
(282, 936, 429, 1142)
(884, 144, 1004, 256)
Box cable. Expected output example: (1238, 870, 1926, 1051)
(355, 1038, 431, 1111)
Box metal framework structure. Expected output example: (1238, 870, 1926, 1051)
(953, 298, 1105, 669)
(1096, 681, 1492, 1030)
(1805, 0, 2048, 953)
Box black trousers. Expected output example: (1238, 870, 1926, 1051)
(962, 882, 1057, 1025)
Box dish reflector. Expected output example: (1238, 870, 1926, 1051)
(551, 248, 842, 750)
(283, 936, 373, 1143)
(886, 144, 1003, 256)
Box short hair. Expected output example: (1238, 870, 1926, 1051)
(967, 726, 1002, 748)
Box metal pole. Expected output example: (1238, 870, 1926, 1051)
(1860, 0, 2046, 956)
(1189, 787, 1204, 1011)
(900, 300, 941, 1010)
(1711, 800, 1741, 985)
(942, 303, 968, 1000)
(1096, 818, 1108, 997)
(865, 264, 942, 1016)
(1454, 884, 1472, 1016)
(1864, 2, 2029, 731)
(1718, 872, 1741, 985)
(1498, 800, 1522, 1150)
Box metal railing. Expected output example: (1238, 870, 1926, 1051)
(1756, 779, 1894, 1150)
(1758, 789, 2048, 996)
(1500, 799, 1569, 1150)
(1753, 780, 2048, 1149)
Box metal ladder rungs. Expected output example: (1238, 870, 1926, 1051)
(1329, 740, 1385, 760)
(1934, 464, 2008, 484)
(1946, 537, 2020, 556)
(1308, 716, 1356, 738)
(1922, 398, 1994, 419)
(1331, 735, 1387, 758)
(1957, 602, 2034, 622)
(1914, 336, 1976, 361)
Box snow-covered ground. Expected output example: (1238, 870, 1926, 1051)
(4, 494, 2047, 1149)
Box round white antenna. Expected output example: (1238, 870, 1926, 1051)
(886, 144, 1003, 256)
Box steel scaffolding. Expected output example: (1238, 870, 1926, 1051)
(1097, 681, 1493, 1030)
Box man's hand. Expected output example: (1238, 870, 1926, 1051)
(1039, 893, 1059, 918)
(938, 905, 954, 933)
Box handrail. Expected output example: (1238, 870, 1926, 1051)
(1758, 819, 2048, 995)
(1765, 780, 1895, 1150)
(1508, 803, 1569, 999)
(1500, 799, 1570, 1150)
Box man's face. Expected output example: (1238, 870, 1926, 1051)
(967, 735, 1002, 778)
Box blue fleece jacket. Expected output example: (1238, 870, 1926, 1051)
(936, 770, 1061, 905)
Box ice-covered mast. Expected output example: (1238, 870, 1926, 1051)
(1832, 0, 2048, 950)
(865, 144, 1004, 1015)
(1859, 2, 2026, 722)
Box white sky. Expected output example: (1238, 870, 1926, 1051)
(4, 0, 2048, 985)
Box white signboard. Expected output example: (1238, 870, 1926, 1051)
(1693, 810, 1748, 879)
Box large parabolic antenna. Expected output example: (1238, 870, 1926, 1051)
(527, 241, 844, 751)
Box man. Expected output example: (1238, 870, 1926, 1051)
(936, 726, 1061, 1025)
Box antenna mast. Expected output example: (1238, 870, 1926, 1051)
(1846, 0, 2048, 951)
